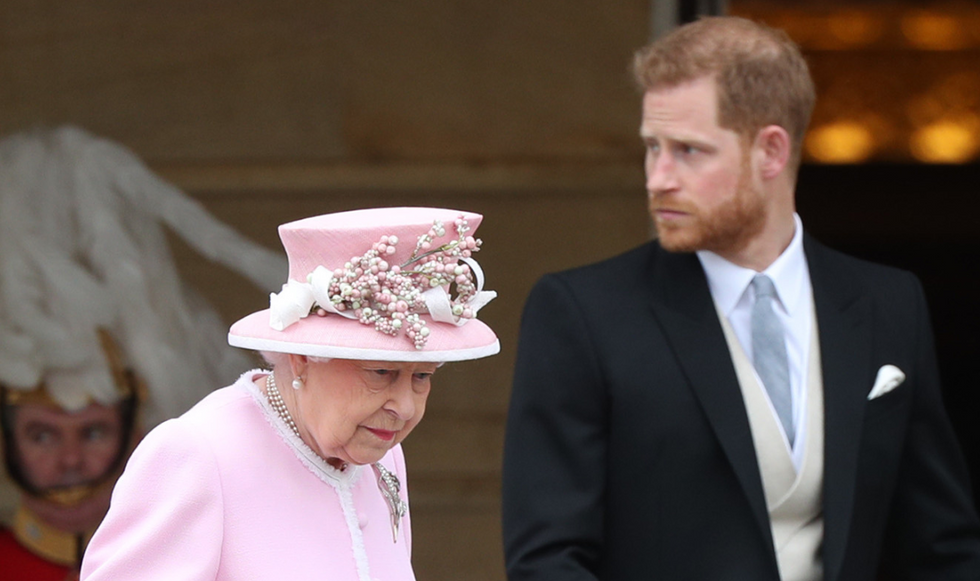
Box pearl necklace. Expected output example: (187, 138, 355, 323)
(265, 373, 300, 438)
(264, 371, 408, 542)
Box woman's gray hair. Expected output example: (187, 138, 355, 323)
(259, 351, 331, 369)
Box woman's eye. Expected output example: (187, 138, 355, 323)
(368, 369, 398, 383)
(412, 374, 433, 394)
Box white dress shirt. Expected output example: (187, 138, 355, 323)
(697, 214, 813, 470)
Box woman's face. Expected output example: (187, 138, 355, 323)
(291, 357, 438, 466)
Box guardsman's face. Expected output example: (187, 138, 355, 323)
(12, 402, 124, 490)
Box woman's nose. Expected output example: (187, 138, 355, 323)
(384, 379, 417, 420)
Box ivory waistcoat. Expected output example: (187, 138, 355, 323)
(717, 306, 825, 581)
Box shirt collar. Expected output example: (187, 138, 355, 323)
(697, 213, 808, 317)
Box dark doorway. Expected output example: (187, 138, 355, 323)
(798, 163, 980, 502)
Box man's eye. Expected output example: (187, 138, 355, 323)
(28, 430, 56, 445)
(83, 426, 108, 441)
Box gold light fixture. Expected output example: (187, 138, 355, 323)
(910, 117, 980, 163)
(731, 1, 980, 164)
(901, 11, 971, 50)
(806, 121, 876, 163)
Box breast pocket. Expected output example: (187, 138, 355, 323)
(861, 381, 913, 476)
(865, 382, 912, 421)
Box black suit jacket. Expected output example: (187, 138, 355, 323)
(502, 235, 980, 580)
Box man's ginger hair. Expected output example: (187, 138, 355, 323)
(633, 16, 815, 169)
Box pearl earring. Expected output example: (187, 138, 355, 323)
(292, 377, 304, 390)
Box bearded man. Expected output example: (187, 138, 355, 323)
(502, 16, 980, 581)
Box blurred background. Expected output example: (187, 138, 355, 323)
(1, 0, 977, 578)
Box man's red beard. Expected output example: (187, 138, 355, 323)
(649, 159, 766, 255)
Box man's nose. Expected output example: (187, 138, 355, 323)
(58, 438, 85, 473)
(646, 151, 678, 194)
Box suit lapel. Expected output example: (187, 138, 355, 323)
(804, 235, 873, 581)
(644, 246, 775, 551)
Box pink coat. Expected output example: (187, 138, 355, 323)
(81, 370, 415, 580)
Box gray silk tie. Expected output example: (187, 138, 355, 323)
(751, 274, 794, 446)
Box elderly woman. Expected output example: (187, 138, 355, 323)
(80, 207, 499, 580)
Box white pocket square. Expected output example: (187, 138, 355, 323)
(868, 364, 906, 400)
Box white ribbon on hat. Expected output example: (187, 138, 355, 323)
(269, 260, 495, 331)
(269, 267, 357, 331)
(422, 257, 496, 326)
(269, 280, 315, 331)
(308, 266, 353, 319)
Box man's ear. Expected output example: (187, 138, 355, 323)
(754, 125, 792, 179)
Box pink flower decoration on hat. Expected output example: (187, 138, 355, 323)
(267, 215, 495, 350)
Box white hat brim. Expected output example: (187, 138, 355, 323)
(228, 309, 499, 362)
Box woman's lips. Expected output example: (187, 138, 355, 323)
(366, 427, 396, 441)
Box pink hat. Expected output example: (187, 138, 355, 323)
(228, 207, 499, 362)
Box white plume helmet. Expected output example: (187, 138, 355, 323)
(0, 126, 286, 427)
